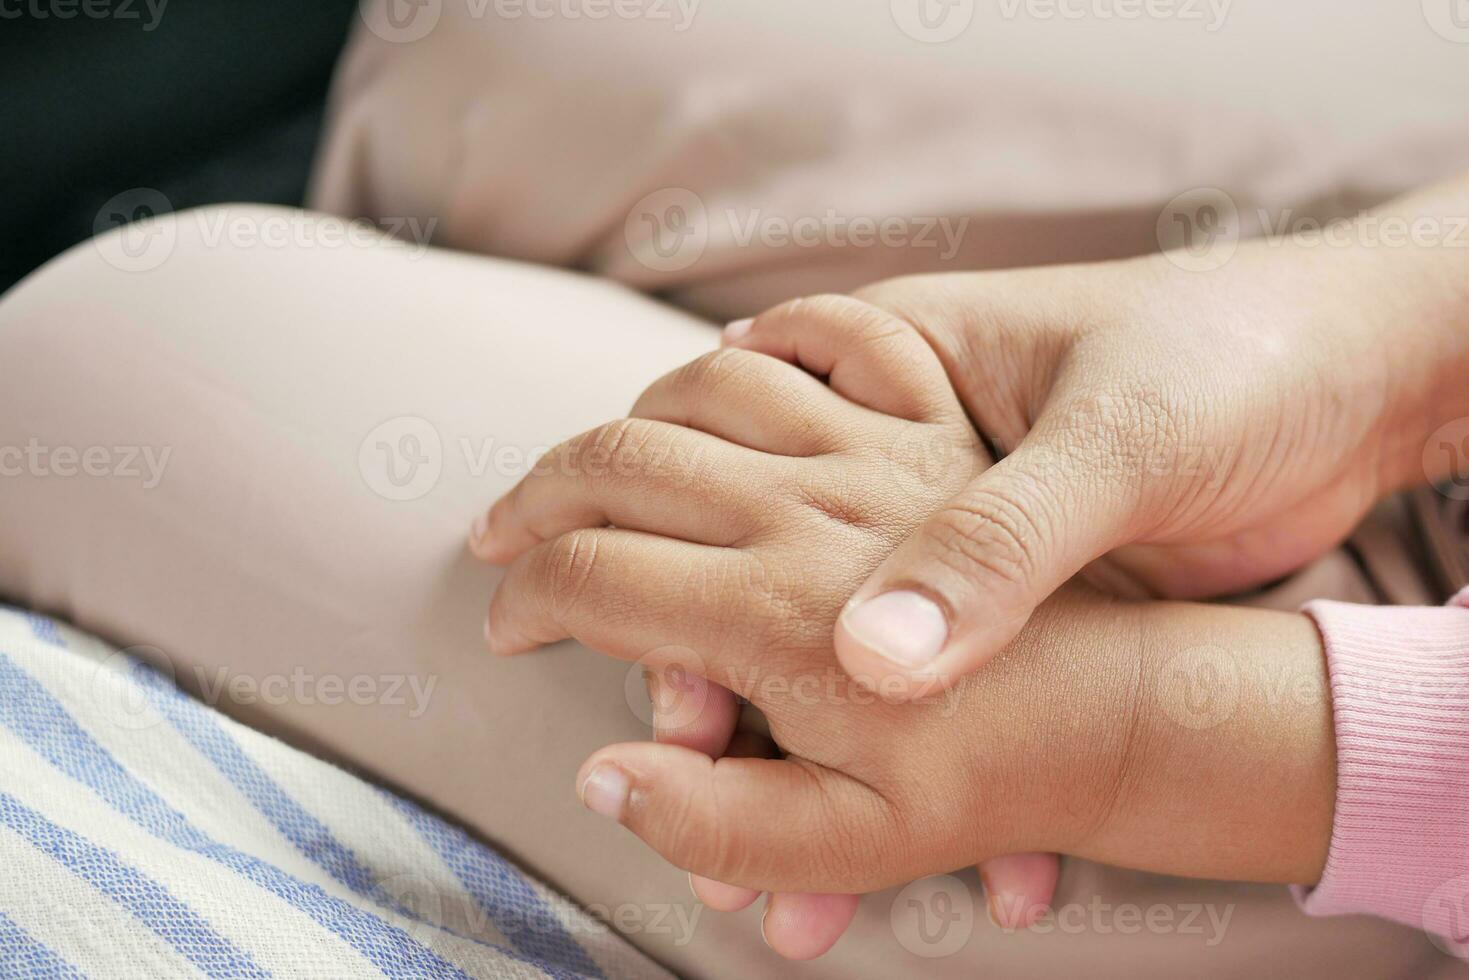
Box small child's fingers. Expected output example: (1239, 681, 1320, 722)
(689, 875, 760, 913)
(723, 294, 959, 424)
(646, 669, 740, 758)
(687, 728, 775, 912)
(576, 743, 894, 893)
(485, 529, 749, 659)
(979, 852, 1060, 930)
(470, 419, 767, 566)
(631, 348, 870, 459)
(761, 892, 860, 961)
(651, 672, 761, 916)
(723, 729, 776, 760)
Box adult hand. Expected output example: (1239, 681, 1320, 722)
(727, 238, 1440, 695)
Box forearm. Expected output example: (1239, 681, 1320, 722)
(1059, 600, 1336, 886)
(1066, 583, 1469, 935)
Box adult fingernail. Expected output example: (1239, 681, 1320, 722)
(580, 764, 630, 821)
(840, 591, 948, 669)
(723, 318, 754, 344)
(470, 511, 489, 544)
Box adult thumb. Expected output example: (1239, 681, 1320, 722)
(835, 441, 1135, 698)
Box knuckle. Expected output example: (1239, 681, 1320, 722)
(674, 347, 759, 400)
(578, 417, 668, 484)
(664, 784, 749, 881)
(792, 767, 881, 885)
(808, 828, 865, 888)
(789, 292, 861, 324)
(541, 529, 604, 620)
(738, 553, 832, 650)
(766, 292, 851, 328)
(801, 293, 906, 345)
(785, 470, 888, 535)
(850, 276, 946, 336)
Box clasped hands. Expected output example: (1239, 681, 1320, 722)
(466, 235, 1449, 957)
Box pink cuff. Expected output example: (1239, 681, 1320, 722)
(1293, 587, 1469, 946)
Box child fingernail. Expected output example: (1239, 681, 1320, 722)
(723, 318, 754, 344)
(840, 591, 948, 669)
(580, 763, 630, 821)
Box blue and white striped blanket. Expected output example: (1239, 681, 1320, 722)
(0, 605, 670, 980)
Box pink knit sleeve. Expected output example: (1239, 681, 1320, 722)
(1293, 586, 1469, 950)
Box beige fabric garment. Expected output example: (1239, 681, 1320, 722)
(313, 0, 1469, 321)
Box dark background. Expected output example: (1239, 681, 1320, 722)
(0, 1, 359, 293)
